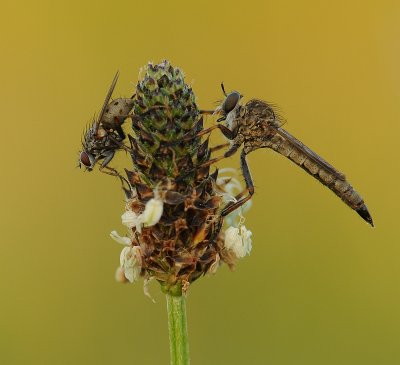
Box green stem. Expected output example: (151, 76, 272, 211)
(166, 293, 190, 365)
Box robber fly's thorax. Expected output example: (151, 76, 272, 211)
(234, 99, 277, 143)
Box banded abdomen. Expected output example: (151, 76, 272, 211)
(258, 127, 373, 226)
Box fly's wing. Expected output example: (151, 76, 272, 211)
(274, 127, 345, 179)
(96, 71, 120, 131)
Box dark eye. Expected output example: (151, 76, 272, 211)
(80, 151, 92, 167)
(222, 91, 241, 114)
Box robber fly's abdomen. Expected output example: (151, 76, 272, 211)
(260, 130, 373, 225)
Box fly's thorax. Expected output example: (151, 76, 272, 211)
(97, 126, 107, 138)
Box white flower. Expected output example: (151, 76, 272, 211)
(110, 230, 131, 245)
(121, 210, 142, 232)
(120, 246, 142, 283)
(120, 197, 163, 234)
(217, 168, 252, 226)
(224, 225, 252, 258)
(141, 198, 163, 227)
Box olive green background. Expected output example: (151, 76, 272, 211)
(1, 1, 399, 364)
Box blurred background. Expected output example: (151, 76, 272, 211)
(1, 0, 399, 364)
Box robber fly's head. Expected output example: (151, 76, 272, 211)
(216, 83, 243, 123)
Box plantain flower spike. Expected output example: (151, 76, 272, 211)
(106, 61, 253, 294)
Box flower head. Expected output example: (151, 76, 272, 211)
(120, 195, 164, 234)
(224, 224, 252, 258)
(141, 197, 163, 227)
(119, 246, 142, 283)
(110, 230, 131, 245)
(121, 210, 141, 230)
(98, 61, 254, 294)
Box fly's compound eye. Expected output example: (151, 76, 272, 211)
(80, 151, 92, 168)
(222, 91, 241, 115)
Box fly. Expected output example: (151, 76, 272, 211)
(78, 72, 135, 184)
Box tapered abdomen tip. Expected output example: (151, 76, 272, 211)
(356, 205, 374, 227)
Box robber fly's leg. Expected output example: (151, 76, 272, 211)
(217, 125, 236, 140)
(198, 137, 243, 168)
(199, 110, 215, 115)
(222, 150, 254, 217)
(179, 125, 220, 143)
(179, 124, 236, 144)
(210, 142, 230, 154)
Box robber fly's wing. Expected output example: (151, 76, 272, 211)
(245, 99, 286, 128)
(274, 127, 345, 179)
(96, 71, 120, 129)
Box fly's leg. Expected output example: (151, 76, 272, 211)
(115, 124, 126, 140)
(108, 134, 132, 152)
(100, 166, 131, 191)
(99, 151, 131, 190)
(222, 150, 254, 217)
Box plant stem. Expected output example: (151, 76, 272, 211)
(166, 293, 190, 365)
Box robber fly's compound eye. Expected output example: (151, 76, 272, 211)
(80, 151, 92, 168)
(222, 91, 241, 115)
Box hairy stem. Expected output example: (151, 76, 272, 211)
(166, 293, 190, 365)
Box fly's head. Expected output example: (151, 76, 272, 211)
(78, 122, 109, 171)
(78, 150, 96, 171)
(78, 72, 121, 172)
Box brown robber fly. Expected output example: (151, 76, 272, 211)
(198, 84, 373, 226)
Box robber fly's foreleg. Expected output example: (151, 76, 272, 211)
(199, 110, 215, 115)
(210, 142, 230, 153)
(178, 123, 236, 144)
(221, 150, 254, 217)
(197, 130, 243, 168)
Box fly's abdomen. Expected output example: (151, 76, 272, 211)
(262, 130, 373, 226)
(101, 98, 135, 129)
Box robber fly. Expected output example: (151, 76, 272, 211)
(78, 72, 135, 181)
(199, 84, 373, 226)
